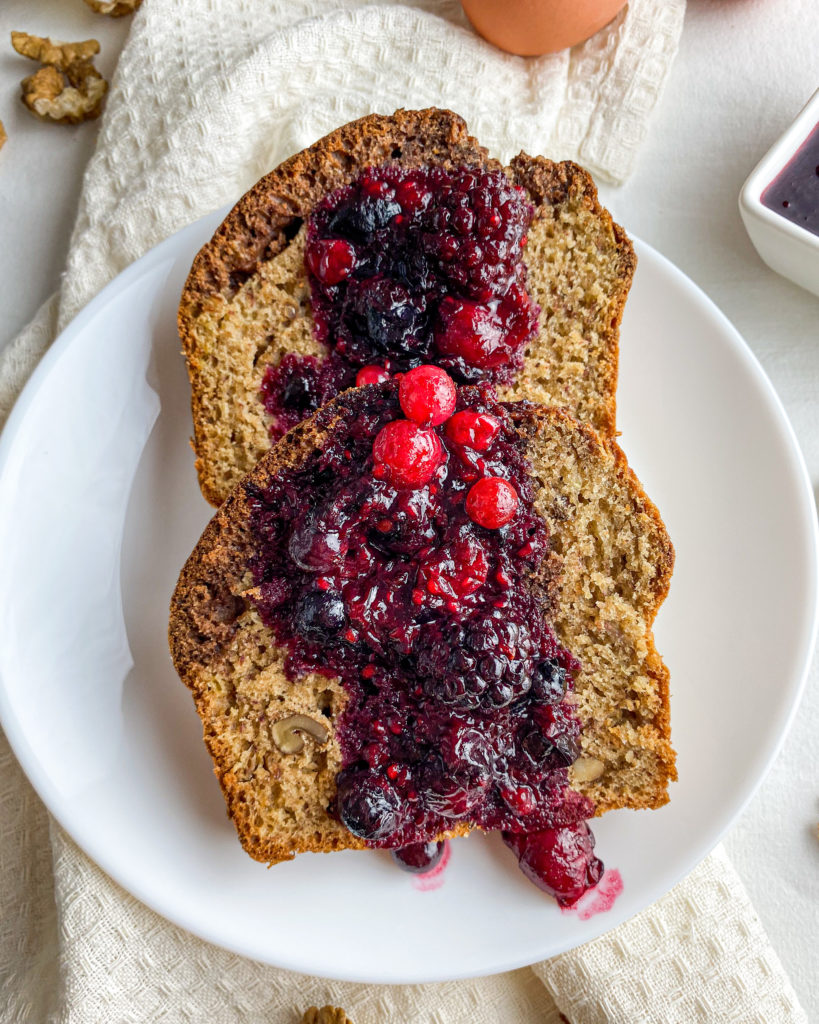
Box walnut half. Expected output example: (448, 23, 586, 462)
(11, 32, 108, 125)
(301, 1007, 354, 1024)
(270, 714, 329, 755)
(83, 0, 144, 16)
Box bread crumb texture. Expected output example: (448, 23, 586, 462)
(517, 408, 676, 814)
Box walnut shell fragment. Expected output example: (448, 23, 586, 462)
(83, 0, 143, 16)
(11, 32, 108, 125)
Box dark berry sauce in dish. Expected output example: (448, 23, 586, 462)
(245, 374, 602, 905)
(761, 120, 819, 236)
(261, 165, 539, 440)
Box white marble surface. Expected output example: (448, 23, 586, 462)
(1, 0, 818, 1016)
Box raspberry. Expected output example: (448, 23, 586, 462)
(399, 365, 457, 427)
(373, 419, 444, 488)
(434, 297, 510, 369)
(306, 238, 356, 285)
(418, 534, 489, 599)
(465, 477, 519, 528)
(445, 410, 500, 451)
(356, 365, 390, 387)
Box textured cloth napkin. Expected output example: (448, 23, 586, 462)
(0, 0, 809, 1021)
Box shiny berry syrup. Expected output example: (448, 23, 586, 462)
(761, 120, 819, 237)
(260, 165, 539, 439)
(246, 372, 602, 905)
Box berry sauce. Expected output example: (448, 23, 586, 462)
(260, 165, 539, 439)
(245, 379, 602, 905)
(761, 120, 819, 237)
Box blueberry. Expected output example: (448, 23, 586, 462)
(531, 659, 567, 704)
(293, 590, 346, 638)
(392, 840, 445, 874)
(442, 724, 494, 778)
(336, 769, 402, 841)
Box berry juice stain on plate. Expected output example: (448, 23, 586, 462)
(561, 868, 623, 921)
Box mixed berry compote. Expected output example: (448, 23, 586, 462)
(260, 164, 540, 439)
(245, 371, 602, 905)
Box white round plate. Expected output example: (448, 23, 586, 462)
(0, 212, 816, 983)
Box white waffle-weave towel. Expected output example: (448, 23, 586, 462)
(0, 0, 808, 1021)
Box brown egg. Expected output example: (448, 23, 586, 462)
(461, 0, 628, 57)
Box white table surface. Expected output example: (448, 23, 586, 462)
(1, 0, 818, 1016)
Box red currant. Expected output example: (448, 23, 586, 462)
(445, 410, 500, 451)
(395, 179, 431, 213)
(356, 365, 390, 387)
(434, 297, 510, 368)
(398, 365, 456, 427)
(306, 238, 356, 285)
(373, 419, 444, 489)
(465, 477, 519, 528)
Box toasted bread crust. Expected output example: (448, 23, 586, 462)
(178, 109, 635, 507)
(169, 390, 674, 865)
(181, 109, 491, 312)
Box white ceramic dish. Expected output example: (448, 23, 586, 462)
(739, 86, 819, 298)
(0, 212, 816, 983)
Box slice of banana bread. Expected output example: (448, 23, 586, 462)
(168, 381, 674, 885)
(178, 108, 635, 507)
